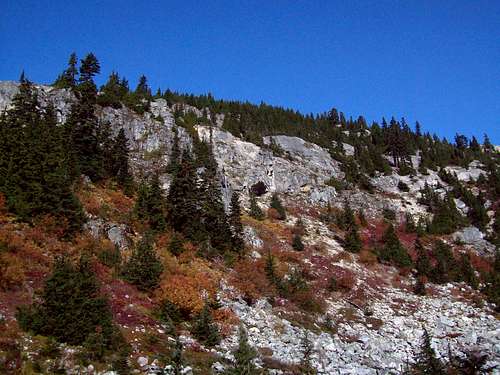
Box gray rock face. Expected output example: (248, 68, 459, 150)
(197, 127, 342, 205)
(453, 226, 495, 254)
(84, 217, 130, 249)
(0, 81, 75, 123)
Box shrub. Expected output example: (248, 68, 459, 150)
(397, 180, 410, 192)
(0, 253, 25, 290)
(250, 181, 267, 196)
(378, 224, 412, 268)
(359, 250, 377, 265)
(382, 208, 396, 221)
(270, 193, 286, 220)
(191, 303, 220, 347)
(292, 234, 305, 251)
(121, 234, 163, 291)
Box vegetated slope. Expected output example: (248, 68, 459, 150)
(0, 55, 499, 375)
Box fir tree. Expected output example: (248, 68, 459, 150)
(228, 325, 258, 375)
(16, 256, 117, 346)
(415, 238, 431, 278)
(411, 329, 445, 375)
(229, 192, 245, 254)
(379, 224, 412, 267)
(166, 126, 181, 175)
(121, 234, 163, 291)
(134, 180, 150, 220)
(459, 253, 478, 289)
(292, 233, 305, 251)
(299, 332, 316, 374)
(167, 149, 200, 238)
(192, 303, 220, 347)
(430, 240, 458, 284)
(168, 232, 184, 256)
(66, 52, 104, 181)
(270, 193, 286, 220)
(0, 78, 84, 232)
(344, 222, 362, 253)
(53, 52, 78, 89)
(249, 193, 264, 220)
(112, 128, 134, 195)
(146, 174, 166, 232)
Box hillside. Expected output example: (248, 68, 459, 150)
(0, 56, 499, 375)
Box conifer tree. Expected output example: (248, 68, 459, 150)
(16, 256, 117, 346)
(112, 128, 134, 195)
(299, 332, 316, 374)
(228, 325, 258, 375)
(344, 222, 362, 253)
(379, 224, 412, 267)
(415, 238, 431, 278)
(270, 193, 286, 220)
(192, 303, 220, 347)
(66, 53, 104, 181)
(121, 234, 163, 291)
(430, 240, 458, 284)
(134, 180, 150, 220)
(292, 233, 305, 251)
(53, 52, 78, 89)
(411, 329, 445, 375)
(229, 192, 245, 254)
(146, 174, 166, 232)
(0, 77, 84, 232)
(166, 126, 181, 175)
(167, 149, 199, 238)
(459, 253, 478, 289)
(97, 71, 129, 108)
(249, 193, 264, 220)
(168, 232, 184, 256)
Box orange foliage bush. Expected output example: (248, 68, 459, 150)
(359, 250, 378, 265)
(267, 208, 280, 220)
(231, 259, 275, 302)
(155, 258, 220, 316)
(0, 253, 25, 290)
(155, 274, 206, 315)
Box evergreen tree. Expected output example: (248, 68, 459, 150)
(166, 126, 181, 175)
(168, 232, 184, 256)
(169, 335, 184, 375)
(411, 329, 445, 375)
(344, 222, 362, 253)
(459, 253, 479, 289)
(299, 332, 316, 374)
(337, 201, 356, 230)
(112, 128, 134, 195)
(191, 303, 220, 347)
(227, 325, 258, 375)
(430, 240, 458, 284)
(379, 224, 412, 267)
(292, 233, 305, 251)
(16, 256, 117, 346)
(121, 234, 163, 291)
(265, 250, 279, 285)
(146, 174, 166, 232)
(249, 193, 264, 220)
(167, 149, 200, 238)
(415, 238, 431, 278)
(134, 180, 150, 220)
(66, 53, 104, 181)
(97, 71, 129, 109)
(0, 77, 84, 232)
(53, 52, 78, 89)
(229, 192, 245, 254)
(270, 193, 286, 220)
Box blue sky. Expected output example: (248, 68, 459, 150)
(1, 0, 499, 143)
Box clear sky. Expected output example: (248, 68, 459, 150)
(1, 0, 499, 143)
